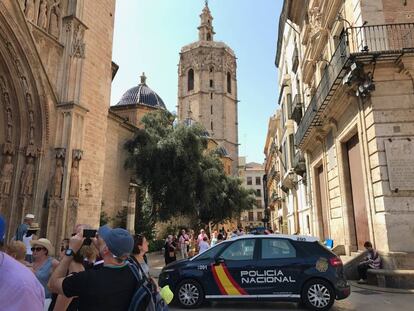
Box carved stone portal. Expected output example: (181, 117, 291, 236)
(0, 154, 13, 197)
(20, 156, 35, 196)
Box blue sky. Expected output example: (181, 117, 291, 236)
(111, 0, 283, 164)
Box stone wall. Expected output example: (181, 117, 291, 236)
(75, 0, 116, 228)
(101, 114, 134, 222)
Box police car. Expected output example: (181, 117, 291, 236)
(158, 235, 350, 311)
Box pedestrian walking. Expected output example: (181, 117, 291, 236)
(6, 240, 31, 267)
(15, 213, 35, 241)
(178, 229, 190, 259)
(198, 236, 210, 254)
(164, 235, 176, 265)
(48, 239, 85, 311)
(210, 230, 218, 247)
(23, 221, 40, 263)
(31, 238, 59, 308)
(358, 241, 381, 284)
(0, 216, 45, 311)
(49, 225, 137, 311)
(130, 234, 159, 290)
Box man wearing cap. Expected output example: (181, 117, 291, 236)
(49, 225, 138, 311)
(15, 213, 35, 241)
(0, 216, 45, 311)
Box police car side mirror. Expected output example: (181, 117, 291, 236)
(215, 257, 225, 265)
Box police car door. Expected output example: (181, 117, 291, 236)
(254, 237, 302, 296)
(211, 238, 257, 298)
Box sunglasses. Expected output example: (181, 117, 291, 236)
(31, 247, 46, 252)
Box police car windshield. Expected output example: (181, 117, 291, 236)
(191, 242, 228, 261)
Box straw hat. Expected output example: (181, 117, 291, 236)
(29, 222, 40, 231)
(30, 238, 54, 256)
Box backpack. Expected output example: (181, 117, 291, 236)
(128, 258, 169, 311)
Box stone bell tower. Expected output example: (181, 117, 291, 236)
(177, 1, 239, 175)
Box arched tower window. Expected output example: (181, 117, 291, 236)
(188, 69, 194, 91)
(227, 72, 232, 93)
(207, 33, 211, 41)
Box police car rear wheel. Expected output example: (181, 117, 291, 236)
(302, 279, 334, 311)
(176, 280, 204, 308)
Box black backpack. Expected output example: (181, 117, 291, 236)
(127, 258, 169, 311)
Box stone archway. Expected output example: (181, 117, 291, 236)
(0, 3, 54, 238)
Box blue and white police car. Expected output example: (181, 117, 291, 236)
(158, 235, 350, 311)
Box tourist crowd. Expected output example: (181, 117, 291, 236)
(0, 214, 165, 311)
(0, 213, 277, 311)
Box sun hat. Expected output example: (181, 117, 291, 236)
(30, 238, 54, 256)
(98, 225, 133, 257)
(24, 213, 35, 219)
(0, 216, 5, 243)
(28, 222, 40, 231)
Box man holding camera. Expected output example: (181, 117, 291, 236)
(49, 225, 137, 311)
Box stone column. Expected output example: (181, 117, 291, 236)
(127, 182, 138, 234)
(0, 144, 15, 218)
(66, 149, 83, 237)
(47, 148, 66, 248)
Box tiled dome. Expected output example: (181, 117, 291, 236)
(117, 73, 166, 109)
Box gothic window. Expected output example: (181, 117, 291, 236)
(227, 72, 232, 93)
(210, 79, 214, 88)
(210, 66, 214, 73)
(188, 69, 194, 91)
(207, 33, 211, 41)
(210, 93, 213, 100)
(211, 105, 213, 115)
(211, 121, 213, 131)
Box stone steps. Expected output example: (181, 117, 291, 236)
(367, 269, 414, 289)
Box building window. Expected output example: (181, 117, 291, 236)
(306, 215, 310, 233)
(210, 66, 214, 73)
(227, 72, 232, 93)
(247, 177, 252, 185)
(210, 93, 213, 100)
(256, 189, 261, 197)
(256, 200, 262, 208)
(210, 79, 214, 88)
(248, 212, 254, 221)
(188, 69, 194, 91)
(257, 212, 263, 221)
(255, 177, 261, 185)
(207, 33, 211, 41)
(210, 121, 213, 131)
(211, 105, 213, 115)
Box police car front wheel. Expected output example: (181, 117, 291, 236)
(176, 279, 204, 308)
(301, 279, 335, 311)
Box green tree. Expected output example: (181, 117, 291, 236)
(125, 110, 255, 227)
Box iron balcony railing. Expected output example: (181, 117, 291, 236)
(295, 23, 414, 147)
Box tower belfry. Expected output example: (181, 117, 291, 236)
(177, 2, 239, 175)
(198, 1, 215, 41)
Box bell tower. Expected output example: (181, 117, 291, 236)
(177, 2, 239, 175)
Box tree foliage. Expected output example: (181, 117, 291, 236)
(125, 110, 256, 227)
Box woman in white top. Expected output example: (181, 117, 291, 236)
(23, 222, 39, 263)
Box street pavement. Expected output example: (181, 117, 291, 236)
(147, 253, 414, 311)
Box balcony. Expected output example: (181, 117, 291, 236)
(295, 23, 414, 147)
(293, 151, 306, 177)
(289, 94, 303, 124)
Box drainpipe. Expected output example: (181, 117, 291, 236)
(356, 96, 377, 249)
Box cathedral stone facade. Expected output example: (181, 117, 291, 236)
(0, 0, 166, 249)
(177, 3, 239, 175)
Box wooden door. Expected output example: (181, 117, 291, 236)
(316, 165, 329, 239)
(347, 134, 369, 250)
